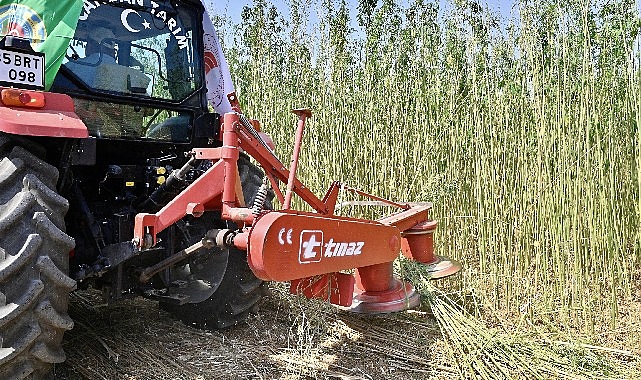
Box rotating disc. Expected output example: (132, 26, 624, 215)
(346, 278, 421, 314)
(422, 255, 462, 279)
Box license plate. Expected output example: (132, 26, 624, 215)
(0, 47, 45, 90)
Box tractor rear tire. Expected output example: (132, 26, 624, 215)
(0, 138, 75, 379)
(161, 154, 272, 329)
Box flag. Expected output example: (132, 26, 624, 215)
(0, 0, 83, 90)
(201, 1, 236, 115)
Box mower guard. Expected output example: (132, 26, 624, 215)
(134, 110, 460, 313)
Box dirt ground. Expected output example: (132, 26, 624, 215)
(54, 285, 457, 380)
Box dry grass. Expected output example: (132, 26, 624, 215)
(56, 279, 640, 380)
(55, 286, 456, 380)
(423, 283, 640, 379)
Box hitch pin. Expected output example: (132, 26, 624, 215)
(284, 109, 312, 209)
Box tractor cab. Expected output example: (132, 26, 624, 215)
(52, 0, 205, 142)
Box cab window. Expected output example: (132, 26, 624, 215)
(56, 0, 203, 141)
(63, 0, 201, 101)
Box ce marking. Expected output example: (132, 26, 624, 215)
(278, 228, 293, 245)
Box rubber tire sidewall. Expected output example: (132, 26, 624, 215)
(160, 154, 272, 329)
(0, 138, 75, 379)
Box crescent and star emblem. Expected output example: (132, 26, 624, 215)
(121, 9, 151, 33)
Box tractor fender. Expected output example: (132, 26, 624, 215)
(0, 90, 88, 138)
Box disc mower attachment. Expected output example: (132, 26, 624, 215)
(133, 109, 461, 315)
(247, 211, 402, 282)
(401, 220, 462, 279)
(351, 275, 421, 314)
(290, 273, 355, 307)
(246, 204, 460, 314)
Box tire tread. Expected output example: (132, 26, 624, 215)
(161, 154, 270, 329)
(0, 136, 74, 378)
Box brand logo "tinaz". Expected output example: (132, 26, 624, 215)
(299, 231, 364, 264)
(323, 239, 364, 258)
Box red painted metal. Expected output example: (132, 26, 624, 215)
(378, 203, 432, 232)
(134, 160, 226, 247)
(232, 113, 330, 214)
(267, 173, 285, 206)
(247, 210, 400, 282)
(133, 108, 461, 312)
(134, 114, 248, 247)
(222, 113, 240, 210)
(284, 109, 312, 209)
(401, 220, 438, 263)
(227, 92, 242, 113)
(233, 232, 249, 251)
(258, 131, 275, 151)
(224, 207, 255, 224)
(186, 202, 204, 217)
(356, 262, 394, 292)
(290, 273, 355, 307)
(0, 89, 87, 138)
(321, 182, 341, 215)
(420, 256, 462, 279)
(349, 278, 421, 314)
(401, 220, 462, 279)
(341, 184, 412, 210)
(191, 147, 224, 160)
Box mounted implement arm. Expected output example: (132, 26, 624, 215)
(134, 109, 460, 313)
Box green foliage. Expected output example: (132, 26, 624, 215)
(220, 0, 641, 336)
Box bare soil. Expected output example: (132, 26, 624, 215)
(54, 285, 456, 380)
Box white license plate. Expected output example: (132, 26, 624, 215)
(0, 47, 45, 90)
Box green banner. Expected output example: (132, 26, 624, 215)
(0, 0, 82, 89)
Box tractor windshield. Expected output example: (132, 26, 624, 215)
(63, 0, 201, 101)
(52, 0, 204, 142)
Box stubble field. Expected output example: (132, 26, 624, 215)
(58, 0, 641, 378)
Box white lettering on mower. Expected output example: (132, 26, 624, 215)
(278, 228, 294, 245)
(323, 239, 364, 258)
(299, 231, 364, 264)
(299, 231, 323, 263)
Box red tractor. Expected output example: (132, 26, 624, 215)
(0, 0, 460, 378)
